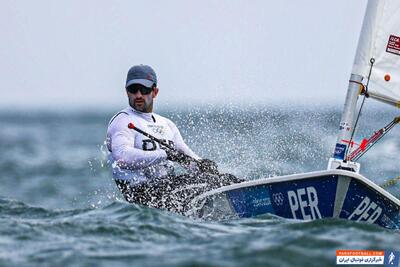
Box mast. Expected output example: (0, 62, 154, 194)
(333, 74, 363, 161)
(328, 75, 362, 172)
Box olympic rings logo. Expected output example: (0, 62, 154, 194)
(272, 193, 284, 206)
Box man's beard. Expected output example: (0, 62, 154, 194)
(129, 98, 153, 113)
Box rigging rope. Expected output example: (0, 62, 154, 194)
(380, 176, 400, 189)
(350, 116, 400, 161)
(345, 58, 374, 161)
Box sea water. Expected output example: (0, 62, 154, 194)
(0, 104, 399, 267)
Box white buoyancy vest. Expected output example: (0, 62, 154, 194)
(106, 107, 200, 184)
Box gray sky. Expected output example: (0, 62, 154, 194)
(0, 0, 366, 110)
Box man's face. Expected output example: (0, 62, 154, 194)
(126, 84, 159, 113)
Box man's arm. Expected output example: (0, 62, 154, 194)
(108, 115, 167, 169)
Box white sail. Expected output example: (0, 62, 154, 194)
(352, 0, 400, 107)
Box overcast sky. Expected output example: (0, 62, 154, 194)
(0, 1, 366, 110)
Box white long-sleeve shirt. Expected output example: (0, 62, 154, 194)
(106, 107, 200, 184)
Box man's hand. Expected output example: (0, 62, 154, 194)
(198, 159, 219, 175)
(162, 146, 188, 164)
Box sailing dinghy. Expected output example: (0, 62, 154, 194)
(190, 0, 400, 229)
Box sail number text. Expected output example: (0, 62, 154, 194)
(288, 186, 322, 220)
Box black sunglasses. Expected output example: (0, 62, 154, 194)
(127, 84, 154, 95)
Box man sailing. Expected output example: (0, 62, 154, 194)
(106, 65, 243, 214)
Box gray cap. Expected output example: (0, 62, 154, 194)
(126, 65, 157, 88)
